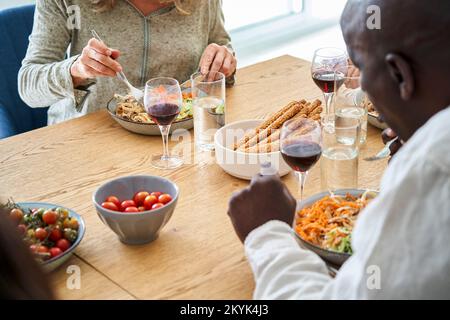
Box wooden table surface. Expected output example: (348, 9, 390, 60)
(0, 55, 388, 300)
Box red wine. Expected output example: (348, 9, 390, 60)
(312, 71, 345, 93)
(281, 142, 322, 172)
(147, 103, 180, 126)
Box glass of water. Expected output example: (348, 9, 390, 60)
(320, 113, 360, 191)
(191, 71, 226, 151)
(334, 75, 368, 145)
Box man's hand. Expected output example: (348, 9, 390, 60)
(382, 128, 403, 157)
(228, 175, 297, 243)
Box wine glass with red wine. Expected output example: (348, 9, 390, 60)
(280, 118, 322, 200)
(312, 47, 348, 115)
(144, 77, 183, 170)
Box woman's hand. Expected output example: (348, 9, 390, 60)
(199, 43, 237, 79)
(70, 38, 122, 88)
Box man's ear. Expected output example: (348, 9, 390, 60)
(385, 53, 415, 100)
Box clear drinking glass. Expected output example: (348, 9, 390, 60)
(144, 77, 183, 170)
(320, 113, 360, 191)
(191, 71, 226, 151)
(311, 47, 348, 115)
(280, 118, 322, 200)
(335, 75, 368, 145)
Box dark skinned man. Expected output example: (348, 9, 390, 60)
(228, 0, 450, 299)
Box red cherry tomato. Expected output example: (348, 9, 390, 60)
(49, 247, 63, 258)
(133, 191, 149, 206)
(150, 191, 162, 198)
(43, 210, 58, 225)
(29, 244, 38, 253)
(49, 228, 63, 241)
(17, 224, 27, 235)
(10, 208, 24, 223)
(105, 196, 121, 208)
(35, 228, 48, 241)
(143, 195, 158, 210)
(36, 245, 49, 253)
(124, 206, 139, 213)
(102, 201, 119, 211)
(138, 206, 146, 212)
(120, 200, 136, 211)
(152, 203, 164, 210)
(158, 194, 172, 204)
(56, 239, 71, 252)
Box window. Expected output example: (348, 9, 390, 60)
(0, 0, 34, 10)
(223, 0, 347, 31)
(223, 0, 347, 64)
(223, 0, 303, 31)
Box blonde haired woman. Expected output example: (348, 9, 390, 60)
(19, 0, 236, 125)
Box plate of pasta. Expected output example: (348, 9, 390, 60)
(107, 89, 194, 136)
(294, 189, 377, 267)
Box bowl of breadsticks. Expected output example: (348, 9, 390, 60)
(214, 99, 323, 180)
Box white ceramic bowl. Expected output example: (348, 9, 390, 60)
(214, 120, 291, 180)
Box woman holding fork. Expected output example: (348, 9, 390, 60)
(18, 0, 236, 125)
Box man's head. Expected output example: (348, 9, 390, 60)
(341, 0, 450, 140)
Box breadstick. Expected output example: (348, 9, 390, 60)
(256, 101, 300, 131)
(232, 101, 298, 150)
(244, 102, 304, 149)
(258, 106, 308, 146)
(306, 99, 322, 117)
(246, 140, 280, 153)
(308, 106, 323, 118)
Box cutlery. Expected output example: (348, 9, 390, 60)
(90, 30, 143, 101)
(364, 137, 399, 161)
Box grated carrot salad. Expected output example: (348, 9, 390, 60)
(295, 191, 376, 254)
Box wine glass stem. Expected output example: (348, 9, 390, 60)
(297, 171, 309, 200)
(159, 125, 171, 160)
(323, 92, 334, 115)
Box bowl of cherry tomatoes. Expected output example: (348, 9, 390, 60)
(5, 201, 85, 272)
(92, 175, 179, 245)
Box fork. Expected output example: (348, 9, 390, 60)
(364, 137, 399, 161)
(91, 30, 143, 101)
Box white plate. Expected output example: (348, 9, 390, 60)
(214, 119, 292, 180)
(107, 98, 193, 136)
(368, 112, 388, 130)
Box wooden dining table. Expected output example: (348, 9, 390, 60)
(0, 55, 388, 300)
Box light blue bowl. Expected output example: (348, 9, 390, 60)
(92, 175, 179, 245)
(17, 202, 85, 272)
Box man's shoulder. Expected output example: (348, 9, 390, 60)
(397, 106, 450, 173)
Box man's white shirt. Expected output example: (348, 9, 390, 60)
(245, 106, 450, 299)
